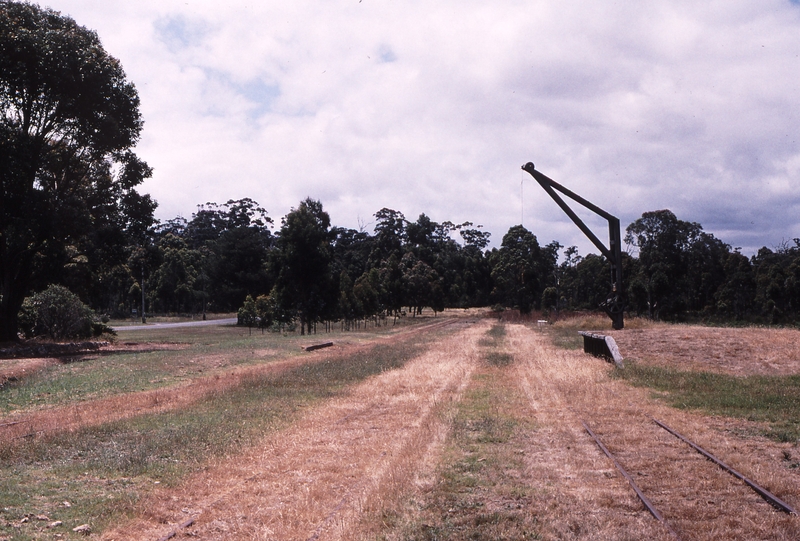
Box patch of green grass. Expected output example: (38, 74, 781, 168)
(0, 323, 443, 541)
(480, 324, 513, 367)
(386, 325, 541, 540)
(484, 352, 514, 367)
(486, 324, 506, 341)
(613, 362, 800, 442)
(0, 319, 431, 414)
(541, 325, 584, 351)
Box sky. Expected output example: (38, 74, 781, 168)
(41, 0, 800, 258)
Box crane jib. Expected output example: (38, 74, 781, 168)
(521, 162, 625, 330)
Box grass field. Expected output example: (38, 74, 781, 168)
(546, 316, 800, 444)
(0, 317, 447, 540)
(2, 313, 799, 540)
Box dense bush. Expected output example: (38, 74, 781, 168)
(18, 285, 114, 340)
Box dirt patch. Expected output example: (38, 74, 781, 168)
(607, 325, 800, 376)
(0, 358, 56, 387)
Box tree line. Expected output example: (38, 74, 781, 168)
(21, 190, 800, 338)
(3, 2, 800, 341)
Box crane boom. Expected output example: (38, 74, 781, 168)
(522, 162, 624, 330)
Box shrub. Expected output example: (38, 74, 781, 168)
(237, 294, 258, 333)
(18, 285, 114, 340)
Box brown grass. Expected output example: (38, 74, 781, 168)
(0, 320, 456, 447)
(8, 316, 800, 539)
(367, 324, 543, 539)
(99, 321, 486, 540)
(0, 357, 55, 387)
(607, 325, 800, 376)
(511, 325, 800, 540)
(0, 355, 312, 443)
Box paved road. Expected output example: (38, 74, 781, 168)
(112, 317, 238, 331)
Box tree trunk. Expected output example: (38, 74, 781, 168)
(0, 306, 20, 342)
(0, 276, 25, 342)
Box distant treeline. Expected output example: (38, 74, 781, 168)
(27, 198, 800, 332)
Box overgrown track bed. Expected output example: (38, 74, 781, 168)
(0, 317, 467, 540)
(510, 325, 800, 540)
(100, 319, 485, 540)
(0, 318, 459, 446)
(582, 416, 797, 540)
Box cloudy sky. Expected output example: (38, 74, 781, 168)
(45, 0, 800, 257)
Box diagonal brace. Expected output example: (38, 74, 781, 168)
(522, 162, 624, 329)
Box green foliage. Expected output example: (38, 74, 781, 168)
(148, 233, 202, 313)
(541, 286, 558, 312)
(18, 285, 112, 340)
(236, 293, 275, 334)
(489, 226, 557, 314)
(273, 198, 336, 334)
(237, 294, 258, 332)
(0, 2, 155, 340)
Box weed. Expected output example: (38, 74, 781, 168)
(481, 324, 513, 367)
(486, 324, 506, 340)
(484, 352, 514, 367)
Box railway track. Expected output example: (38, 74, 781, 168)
(506, 325, 800, 539)
(582, 416, 797, 540)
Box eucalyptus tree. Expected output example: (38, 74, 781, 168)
(489, 225, 556, 313)
(625, 210, 733, 320)
(273, 198, 336, 334)
(0, 2, 155, 339)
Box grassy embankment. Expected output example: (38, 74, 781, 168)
(376, 323, 542, 540)
(615, 366, 800, 442)
(0, 318, 444, 540)
(546, 316, 800, 443)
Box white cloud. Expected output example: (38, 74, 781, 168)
(42, 0, 800, 256)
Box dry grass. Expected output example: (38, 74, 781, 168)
(99, 320, 484, 540)
(608, 325, 800, 376)
(0, 355, 315, 444)
(551, 313, 658, 331)
(369, 322, 543, 540)
(0, 318, 463, 540)
(7, 315, 800, 540)
(512, 325, 800, 540)
(0, 319, 456, 447)
(0, 357, 55, 387)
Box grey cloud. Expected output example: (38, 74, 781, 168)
(45, 0, 800, 259)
